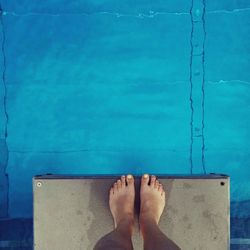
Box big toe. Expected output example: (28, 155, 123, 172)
(141, 173, 150, 187)
(126, 174, 134, 187)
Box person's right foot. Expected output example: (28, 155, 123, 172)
(139, 174, 166, 226)
(109, 174, 135, 231)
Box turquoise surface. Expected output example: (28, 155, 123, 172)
(0, 1, 250, 243)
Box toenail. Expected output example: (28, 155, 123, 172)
(143, 174, 149, 178)
(127, 174, 132, 179)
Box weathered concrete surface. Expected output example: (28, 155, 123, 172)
(33, 175, 230, 250)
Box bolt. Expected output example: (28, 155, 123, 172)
(37, 182, 42, 187)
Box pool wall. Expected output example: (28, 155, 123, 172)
(0, 0, 250, 248)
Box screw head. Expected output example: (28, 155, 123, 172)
(37, 182, 42, 187)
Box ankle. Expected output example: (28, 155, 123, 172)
(139, 216, 159, 239)
(117, 212, 134, 225)
(139, 212, 158, 226)
(117, 217, 134, 234)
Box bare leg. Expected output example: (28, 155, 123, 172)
(139, 174, 181, 250)
(94, 175, 135, 250)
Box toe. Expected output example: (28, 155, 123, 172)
(141, 173, 150, 186)
(126, 174, 134, 186)
(158, 184, 163, 191)
(117, 179, 122, 189)
(161, 190, 166, 197)
(150, 175, 156, 187)
(121, 175, 126, 187)
(110, 187, 114, 195)
(113, 182, 118, 191)
(155, 180, 159, 189)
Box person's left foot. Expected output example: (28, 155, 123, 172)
(109, 175, 135, 231)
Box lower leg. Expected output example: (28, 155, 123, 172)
(140, 218, 181, 250)
(94, 219, 133, 250)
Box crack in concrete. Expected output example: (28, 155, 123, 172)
(9, 148, 190, 154)
(207, 80, 250, 85)
(1, 7, 250, 18)
(201, 0, 206, 175)
(189, 0, 194, 175)
(209, 7, 250, 14)
(0, 3, 9, 218)
(189, 0, 207, 174)
(1, 10, 190, 18)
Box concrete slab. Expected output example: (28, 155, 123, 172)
(33, 174, 230, 250)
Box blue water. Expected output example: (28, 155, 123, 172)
(0, 0, 250, 248)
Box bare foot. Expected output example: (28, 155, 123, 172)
(139, 174, 166, 226)
(109, 174, 135, 231)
